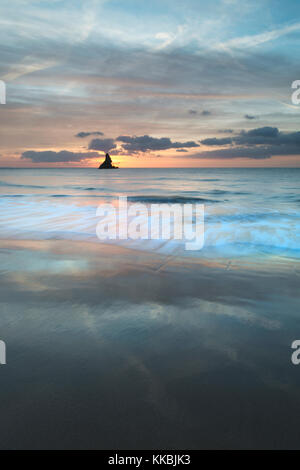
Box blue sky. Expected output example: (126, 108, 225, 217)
(0, 0, 299, 166)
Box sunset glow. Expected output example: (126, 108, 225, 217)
(0, 0, 299, 168)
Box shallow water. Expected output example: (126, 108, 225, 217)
(0, 240, 299, 449)
(0, 168, 300, 449)
(0, 168, 299, 259)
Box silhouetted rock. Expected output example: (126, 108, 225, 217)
(98, 153, 118, 169)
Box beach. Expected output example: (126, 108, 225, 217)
(1, 0, 300, 452)
(0, 236, 299, 449)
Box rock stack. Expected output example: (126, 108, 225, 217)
(98, 153, 118, 169)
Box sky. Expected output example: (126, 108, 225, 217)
(0, 0, 300, 167)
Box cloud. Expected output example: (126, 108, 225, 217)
(218, 129, 233, 133)
(201, 137, 233, 146)
(1, 2, 300, 165)
(88, 138, 116, 152)
(196, 126, 300, 159)
(235, 126, 280, 145)
(21, 150, 99, 163)
(75, 131, 104, 138)
(155, 31, 175, 50)
(117, 135, 199, 153)
(188, 109, 211, 116)
(217, 22, 300, 50)
(244, 114, 257, 120)
(202, 127, 282, 146)
(176, 149, 188, 152)
(192, 147, 274, 159)
(190, 144, 300, 160)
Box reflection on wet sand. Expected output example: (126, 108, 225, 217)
(0, 239, 300, 449)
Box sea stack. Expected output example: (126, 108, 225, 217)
(98, 153, 118, 169)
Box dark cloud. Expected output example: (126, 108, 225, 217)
(201, 127, 299, 146)
(21, 150, 99, 163)
(188, 109, 211, 117)
(201, 137, 233, 146)
(117, 135, 199, 153)
(75, 131, 104, 138)
(235, 127, 280, 145)
(176, 149, 188, 152)
(190, 147, 273, 159)
(218, 129, 234, 133)
(246, 127, 279, 137)
(196, 126, 300, 159)
(88, 138, 116, 152)
(244, 114, 257, 120)
(190, 144, 300, 159)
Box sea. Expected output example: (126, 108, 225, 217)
(0, 167, 300, 449)
(0, 167, 299, 260)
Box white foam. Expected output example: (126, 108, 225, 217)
(0, 195, 299, 259)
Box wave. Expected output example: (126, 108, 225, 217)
(198, 179, 221, 182)
(70, 186, 107, 191)
(155, 177, 221, 182)
(127, 195, 219, 204)
(0, 196, 299, 258)
(205, 211, 300, 223)
(0, 194, 29, 198)
(205, 189, 250, 195)
(0, 180, 47, 189)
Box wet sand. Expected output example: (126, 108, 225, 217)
(0, 239, 300, 449)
